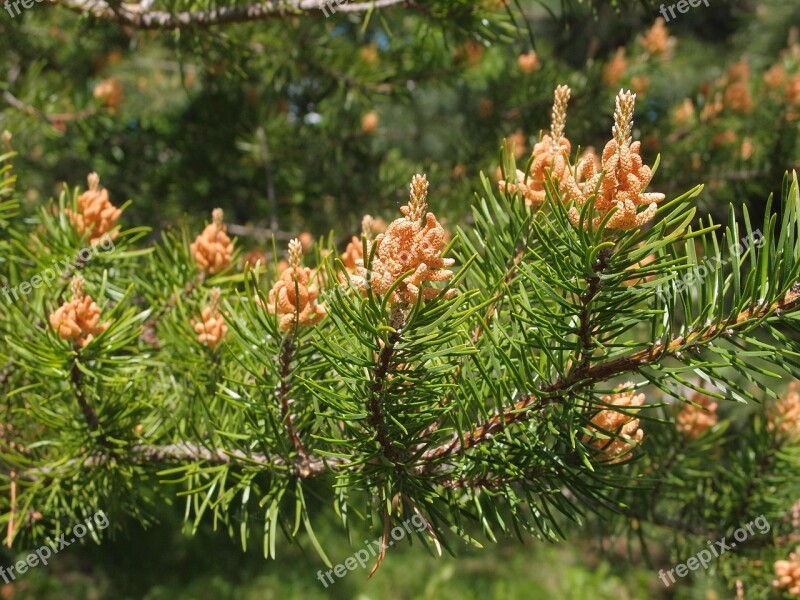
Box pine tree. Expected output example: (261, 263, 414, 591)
(2, 81, 800, 596)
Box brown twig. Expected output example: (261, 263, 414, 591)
(24, 442, 348, 480)
(2, 90, 96, 125)
(278, 335, 308, 459)
(366, 328, 402, 462)
(70, 357, 113, 450)
(571, 251, 608, 378)
(71, 360, 100, 431)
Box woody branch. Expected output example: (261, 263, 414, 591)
(50, 0, 409, 30)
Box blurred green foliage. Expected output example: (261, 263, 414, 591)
(0, 504, 660, 599)
(1, 0, 797, 246)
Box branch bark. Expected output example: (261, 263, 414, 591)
(25, 442, 347, 479)
(278, 335, 308, 459)
(50, 0, 409, 30)
(366, 328, 402, 461)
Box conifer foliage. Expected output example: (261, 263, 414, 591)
(2, 83, 800, 596)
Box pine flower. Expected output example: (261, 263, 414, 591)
(583, 383, 645, 463)
(66, 172, 122, 245)
(579, 146, 600, 168)
(368, 216, 386, 236)
(499, 85, 572, 208)
(93, 77, 124, 112)
(724, 81, 753, 114)
(699, 93, 724, 122)
(359, 44, 379, 64)
(788, 75, 800, 106)
(241, 249, 267, 270)
(191, 208, 234, 275)
(764, 64, 788, 90)
(341, 236, 363, 272)
(768, 381, 800, 439)
(192, 287, 227, 349)
(478, 98, 495, 118)
(726, 60, 750, 83)
(49, 275, 108, 347)
(517, 51, 540, 74)
(740, 137, 755, 160)
(630, 75, 650, 97)
(361, 111, 379, 134)
(351, 174, 457, 305)
(563, 90, 665, 230)
(506, 130, 528, 159)
(773, 548, 800, 596)
(786, 75, 800, 121)
(603, 48, 628, 87)
(711, 130, 737, 148)
(267, 238, 326, 331)
(298, 232, 314, 253)
(676, 391, 718, 439)
(341, 215, 378, 275)
(672, 98, 696, 126)
(458, 39, 484, 67)
(639, 18, 675, 58)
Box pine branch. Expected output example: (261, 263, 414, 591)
(366, 328, 402, 462)
(278, 335, 308, 459)
(11, 252, 800, 493)
(421, 285, 800, 464)
(50, 0, 410, 30)
(571, 249, 609, 378)
(70, 359, 109, 448)
(2, 90, 97, 125)
(23, 442, 348, 479)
